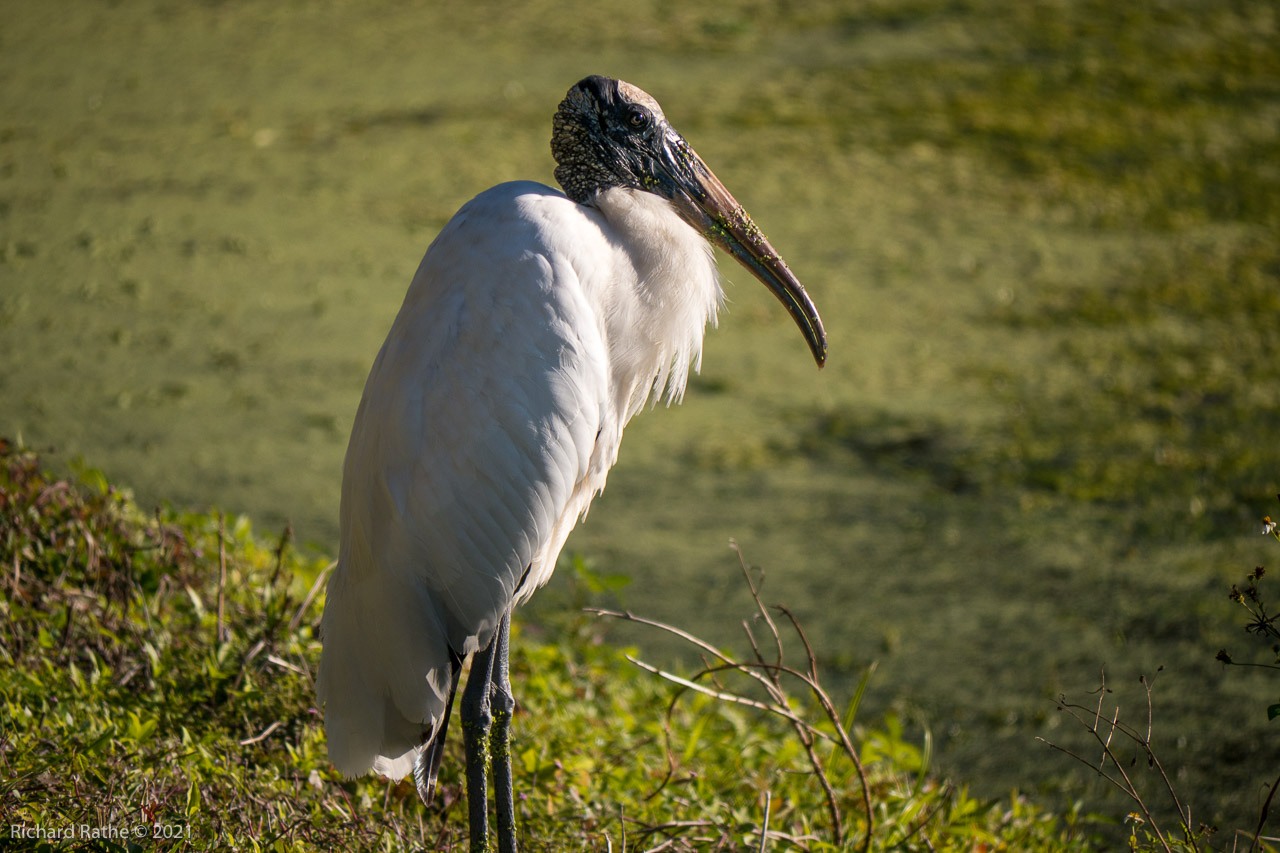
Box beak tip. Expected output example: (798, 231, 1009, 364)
(809, 327, 828, 368)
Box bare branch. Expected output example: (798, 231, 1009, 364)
(290, 559, 336, 634)
(239, 720, 283, 746)
(216, 513, 228, 645)
(622, 656, 819, 735)
(1249, 771, 1280, 853)
(594, 552, 877, 853)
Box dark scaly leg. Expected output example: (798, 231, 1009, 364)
(489, 613, 517, 853)
(461, 628, 499, 853)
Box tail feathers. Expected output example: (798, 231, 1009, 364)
(369, 704, 428, 780)
(414, 651, 462, 805)
(317, 564, 454, 781)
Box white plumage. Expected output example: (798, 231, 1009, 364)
(317, 180, 721, 779)
(316, 76, 824, 852)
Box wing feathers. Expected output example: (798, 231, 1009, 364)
(319, 183, 616, 777)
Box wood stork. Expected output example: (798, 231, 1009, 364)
(316, 75, 826, 852)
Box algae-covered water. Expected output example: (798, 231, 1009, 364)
(3, 0, 1277, 831)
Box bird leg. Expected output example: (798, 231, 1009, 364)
(461, 611, 518, 853)
(488, 613, 517, 853)
(461, 625, 498, 853)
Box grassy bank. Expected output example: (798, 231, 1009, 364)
(0, 442, 1108, 850)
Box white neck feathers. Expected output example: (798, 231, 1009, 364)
(589, 188, 724, 415)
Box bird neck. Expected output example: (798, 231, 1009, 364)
(590, 187, 723, 412)
(551, 88, 617, 204)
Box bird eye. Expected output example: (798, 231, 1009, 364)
(626, 107, 649, 129)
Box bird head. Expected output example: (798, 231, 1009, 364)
(552, 75, 827, 368)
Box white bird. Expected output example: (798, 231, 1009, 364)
(316, 75, 826, 853)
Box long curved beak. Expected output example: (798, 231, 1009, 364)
(658, 136, 827, 368)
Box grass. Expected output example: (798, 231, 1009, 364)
(1, 0, 1278, 836)
(0, 440, 1102, 851)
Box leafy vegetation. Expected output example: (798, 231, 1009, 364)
(1, 441, 1100, 850)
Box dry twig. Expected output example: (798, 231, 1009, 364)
(589, 541, 875, 853)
